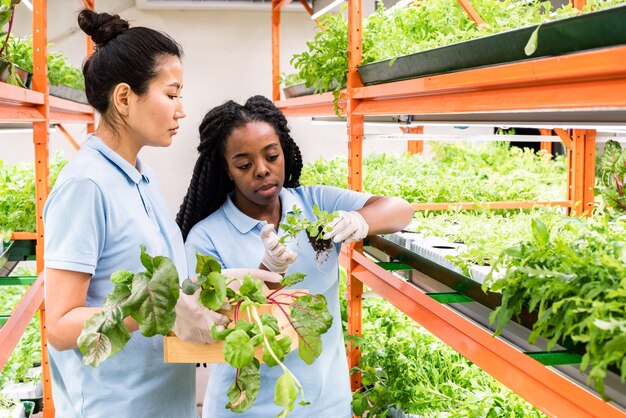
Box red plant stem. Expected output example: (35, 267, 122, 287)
(267, 300, 291, 306)
(0, 8, 15, 57)
(234, 300, 242, 322)
(267, 286, 286, 299)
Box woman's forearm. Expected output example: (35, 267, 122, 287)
(358, 196, 414, 235)
(47, 307, 139, 351)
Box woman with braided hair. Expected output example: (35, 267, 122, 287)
(179, 95, 413, 417)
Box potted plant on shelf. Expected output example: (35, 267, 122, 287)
(0, 1, 31, 88)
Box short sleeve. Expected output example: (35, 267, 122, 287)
(43, 177, 106, 275)
(305, 185, 371, 214)
(184, 224, 224, 278)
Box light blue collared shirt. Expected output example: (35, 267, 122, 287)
(185, 185, 370, 418)
(43, 135, 195, 418)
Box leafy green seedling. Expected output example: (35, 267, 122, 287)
(279, 204, 338, 263)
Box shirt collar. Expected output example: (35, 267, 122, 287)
(223, 188, 300, 234)
(85, 135, 151, 185)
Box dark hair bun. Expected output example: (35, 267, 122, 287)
(78, 9, 129, 45)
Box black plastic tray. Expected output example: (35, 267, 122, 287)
(357, 5, 626, 85)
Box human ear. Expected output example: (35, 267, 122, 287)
(112, 83, 132, 116)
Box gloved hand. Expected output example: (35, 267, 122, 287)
(173, 291, 230, 344)
(260, 224, 298, 274)
(323, 210, 369, 243)
(222, 268, 283, 291)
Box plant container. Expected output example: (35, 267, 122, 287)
(0, 59, 32, 89)
(164, 289, 301, 364)
(358, 5, 626, 85)
(49, 84, 88, 104)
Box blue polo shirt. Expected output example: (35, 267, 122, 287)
(185, 185, 370, 418)
(43, 135, 195, 418)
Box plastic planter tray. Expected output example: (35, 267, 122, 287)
(357, 5, 626, 85)
(0, 59, 32, 89)
(283, 82, 316, 99)
(0, 242, 11, 272)
(22, 400, 35, 418)
(49, 84, 88, 104)
(282, 80, 340, 99)
(0, 240, 36, 278)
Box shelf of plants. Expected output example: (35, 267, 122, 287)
(0, 1, 95, 417)
(272, 0, 626, 416)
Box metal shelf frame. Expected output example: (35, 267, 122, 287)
(0, 1, 96, 417)
(271, 0, 625, 416)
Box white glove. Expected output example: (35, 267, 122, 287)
(173, 291, 230, 344)
(222, 268, 283, 291)
(260, 224, 298, 274)
(323, 210, 369, 243)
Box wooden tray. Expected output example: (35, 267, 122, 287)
(164, 290, 301, 364)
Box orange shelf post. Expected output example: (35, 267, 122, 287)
(32, 0, 54, 416)
(346, 0, 365, 392)
(539, 128, 553, 155)
(406, 126, 424, 154)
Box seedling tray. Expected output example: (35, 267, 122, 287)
(49, 84, 88, 104)
(164, 290, 301, 364)
(283, 82, 316, 99)
(358, 5, 626, 85)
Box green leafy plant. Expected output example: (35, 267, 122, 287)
(300, 143, 566, 205)
(595, 139, 626, 213)
(186, 255, 331, 416)
(482, 214, 626, 398)
(350, 296, 545, 417)
(78, 245, 180, 367)
(279, 204, 338, 263)
(280, 73, 304, 87)
(0, 154, 67, 241)
(78, 248, 333, 417)
(2, 35, 85, 90)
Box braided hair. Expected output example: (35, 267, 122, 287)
(177, 95, 303, 240)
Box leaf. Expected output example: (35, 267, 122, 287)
(281, 272, 306, 288)
(262, 334, 286, 367)
(239, 274, 267, 304)
(139, 245, 154, 275)
(210, 324, 235, 341)
(224, 329, 256, 368)
(197, 253, 222, 276)
(226, 360, 261, 413)
(274, 373, 298, 417)
(198, 271, 227, 311)
(531, 218, 549, 247)
(124, 255, 180, 337)
(78, 312, 112, 367)
(110, 270, 134, 285)
(290, 295, 333, 364)
(181, 278, 201, 295)
(524, 24, 541, 56)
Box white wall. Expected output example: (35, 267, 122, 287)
(1, 0, 420, 215)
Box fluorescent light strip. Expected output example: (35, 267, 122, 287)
(21, 0, 33, 11)
(311, 0, 345, 19)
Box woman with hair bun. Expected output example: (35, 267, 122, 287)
(43, 10, 278, 417)
(178, 95, 414, 417)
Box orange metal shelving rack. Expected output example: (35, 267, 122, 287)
(271, 0, 625, 417)
(0, 1, 96, 417)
